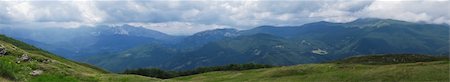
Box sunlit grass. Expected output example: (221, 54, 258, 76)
(171, 61, 449, 82)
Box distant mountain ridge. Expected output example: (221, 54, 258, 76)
(83, 18, 449, 72)
(0, 24, 181, 59)
(0, 18, 448, 72)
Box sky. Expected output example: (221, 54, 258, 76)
(0, 0, 449, 35)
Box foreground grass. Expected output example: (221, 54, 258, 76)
(170, 61, 450, 82)
(0, 77, 8, 82)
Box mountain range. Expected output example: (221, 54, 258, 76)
(1, 33, 447, 82)
(0, 18, 448, 72)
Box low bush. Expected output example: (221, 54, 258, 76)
(334, 54, 448, 65)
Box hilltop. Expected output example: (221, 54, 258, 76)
(0, 34, 158, 82)
(168, 54, 449, 81)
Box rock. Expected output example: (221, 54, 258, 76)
(30, 70, 43, 76)
(19, 54, 30, 61)
(0, 45, 7, 56)
(41, 59, 52, 64)
(16, 54, 31, 64)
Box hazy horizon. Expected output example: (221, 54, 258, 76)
(1, 0, 449, 35)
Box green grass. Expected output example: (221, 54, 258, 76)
(0, 77, 8, 82)
(0, 57, 21, 80)
(30, 74, 80, 82)
(170, 61, 450, 82)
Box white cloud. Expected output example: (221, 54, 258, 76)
(0, 1, 105, 24)
(72, 1, 106, 24)
(308, 0, 372, 22)
(3, 1, 35, 22)
(359, 0, 450, 24)
(0, 0, 449, 35)
(128, 22, 230, 35)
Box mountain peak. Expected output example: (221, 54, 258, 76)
(255, 25, 276, 28)
(350, 18, 410, 25)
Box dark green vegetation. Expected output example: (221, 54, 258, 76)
(169, 54, 449, 82)
(0, 35, 158, 82)
(123, 63, 274, 79)
(334, 54, 449, 65)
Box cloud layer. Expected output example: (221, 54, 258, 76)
(0, 0, 448, 35)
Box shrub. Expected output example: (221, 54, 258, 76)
(334, 54, 448, 65)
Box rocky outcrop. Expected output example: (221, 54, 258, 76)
(19, 54, 30, 61)
(16, 54, 31, 63)
(0, 45, 6, 56)
(30, 70, 43, 76)
(39, 59, 52, 64)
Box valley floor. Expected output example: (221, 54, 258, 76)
(166, 61, 449, 82)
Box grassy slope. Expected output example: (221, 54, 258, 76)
(0, 35, 159, 82)
(170, 60, 449, 82)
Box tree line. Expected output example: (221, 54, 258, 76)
(122, 63, 274, 79)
